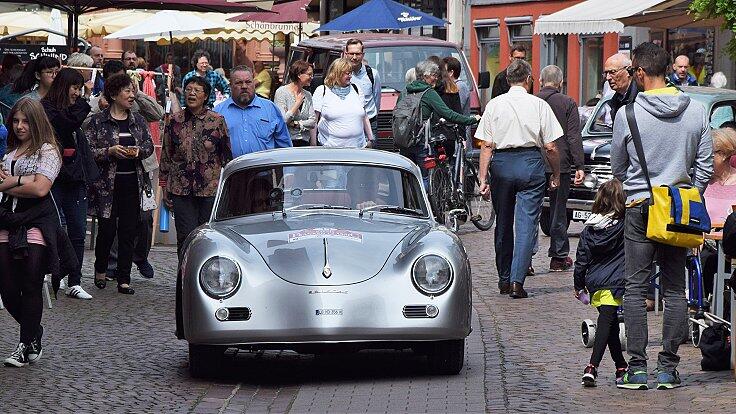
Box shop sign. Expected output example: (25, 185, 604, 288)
(0, 44, 69, 64)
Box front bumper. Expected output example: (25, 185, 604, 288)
(182, 238, 472, 346)
(542, 197, 595, 211)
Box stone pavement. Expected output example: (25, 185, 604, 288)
(0, 225, 734, 413)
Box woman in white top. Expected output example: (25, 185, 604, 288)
(313, 58, 374, 148)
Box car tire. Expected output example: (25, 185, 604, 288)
(427, 339, 464, 375)
(540, 207, 551, 236)
(189, 343, 225, 378)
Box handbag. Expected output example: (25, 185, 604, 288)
(626, 103, 710, 248)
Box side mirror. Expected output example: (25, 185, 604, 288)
(478, 71, 491, 89)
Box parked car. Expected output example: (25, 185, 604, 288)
(540, 86, 736, 235)
(288, 33, 490, 152)
(176, 148, 473, 378)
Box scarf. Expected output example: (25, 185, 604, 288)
(331, 85, 352, 100)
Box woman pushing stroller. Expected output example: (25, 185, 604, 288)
(573, 179, 627, 387)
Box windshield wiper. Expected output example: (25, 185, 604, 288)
(305, 204, 351, 210)
(359, 204, 423, 217)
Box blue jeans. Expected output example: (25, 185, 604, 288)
(490, 148, 546, 287)
(51, 181, 88, 287)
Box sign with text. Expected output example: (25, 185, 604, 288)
(0, 44, 69, 64)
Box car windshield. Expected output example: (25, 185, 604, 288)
(215, 163, 428, 220)
(364, 45, 471, 92)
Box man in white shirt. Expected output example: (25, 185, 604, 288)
(476, 59, 563, 299)
(344, 38, 381, 142)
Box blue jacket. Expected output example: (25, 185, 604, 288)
(668, 72, 698, 87)
(573, 215, 625, 298)
(0, 124, 7, 157)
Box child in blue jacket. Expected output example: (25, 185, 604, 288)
(574, 179, 627, 387)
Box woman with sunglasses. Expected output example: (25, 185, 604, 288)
(160, 76, 232, 257)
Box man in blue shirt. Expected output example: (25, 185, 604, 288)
(214, 66, 291, 158)
(344, 38, 381, 143)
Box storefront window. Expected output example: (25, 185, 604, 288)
(475, 20, 500, 106)
(542, 35, 568, 94)
(507, 22, 533, 67)
(581, 36, 603, 105)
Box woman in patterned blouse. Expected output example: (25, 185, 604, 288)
(0, 98, 62, 367)
(160, 76, 232, 257)
(85, 74, 155, 295)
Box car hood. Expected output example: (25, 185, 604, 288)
(225, 213, 427, 286)
(582, 138, 611, 163)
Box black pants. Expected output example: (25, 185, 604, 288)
(589, 304, 627, 368)
(0, 243, 46, 344)
(171, 195, 215, 258)
(94, 174, 139, 286)
(106, 212, 152, 273)
(546, 172, 570, 259)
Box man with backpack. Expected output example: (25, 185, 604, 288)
(393, 59, 479, 186)
(344, 38, 382, 142)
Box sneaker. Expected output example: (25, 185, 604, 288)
(616, 369, 649, 390)
(581, 364, 597, 387)
(59, 276, 67, 291)
(615, 367, 628, 381)
(135, 260, 154, 279)
(27, 326, 43, 363)
(656, 370, 682, 390)
(550, 257, 573, 272)
(3, 343, 29, 367)
(66, 285, 93, 300)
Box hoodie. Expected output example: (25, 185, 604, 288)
(573, 213, 625, 298)
(404, 80, 477, 126)
(611, 87, 713, 203)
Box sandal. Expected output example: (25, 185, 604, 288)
(117, 285, 135, 295)
(94, 273, 106, 290)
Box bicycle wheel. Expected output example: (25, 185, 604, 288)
(466, 164, 495, 231)
(429, 165, 451, 225)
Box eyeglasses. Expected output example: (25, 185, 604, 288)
(41, 69, 59, 76)
(185, 87, 205, 95)
(602, 67, 628, 77)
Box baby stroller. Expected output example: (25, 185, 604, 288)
(581, 306, 626, 351)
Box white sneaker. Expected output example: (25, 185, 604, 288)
(66, 285, 93, 300)
(59, 277, 67, 291)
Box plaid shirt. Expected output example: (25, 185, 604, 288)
(180, 69, 231, 108)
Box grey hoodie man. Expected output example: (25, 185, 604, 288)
(610, 42, 713, 389)
(611, 92, 713, 203)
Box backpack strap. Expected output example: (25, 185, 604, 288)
(625, 103, 653, 195)
(366, 65, 374, 88)
(351, 83, 359, 94)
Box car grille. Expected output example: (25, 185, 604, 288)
(403, 305, 436, 318)
(226, 307, 251, 321)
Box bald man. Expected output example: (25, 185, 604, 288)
(604, 53, 638, 122)
(668, 55, 698, 86)
(89, 46, 105, 95)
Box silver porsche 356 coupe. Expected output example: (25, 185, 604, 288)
(176, 148, 472, 377)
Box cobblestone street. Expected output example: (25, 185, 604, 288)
(1, 224, 734, 413)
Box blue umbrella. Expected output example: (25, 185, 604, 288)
(317, 0, 448, 32)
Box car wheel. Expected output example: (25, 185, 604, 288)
(427, 339, 464, 375)
(539, 207, 551, 236)
(189, 343, 225, 378)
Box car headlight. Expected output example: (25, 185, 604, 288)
(583, 173, 598, 189)
(412, 254, 453, 295)
(199, 256, 241, 299)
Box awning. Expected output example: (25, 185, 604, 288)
(146, 21, 320, 44)
(534, 0, 666, 35)
(619, 0, 724, 29)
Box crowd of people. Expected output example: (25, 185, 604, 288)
(0, 35, 733, 393)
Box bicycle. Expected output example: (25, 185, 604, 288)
(425, 120, 495, 232)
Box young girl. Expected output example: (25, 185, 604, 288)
(573, 178, 627, 387)
(0, 97, 62, 367)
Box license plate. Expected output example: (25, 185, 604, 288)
(572, 210, 591, 221)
